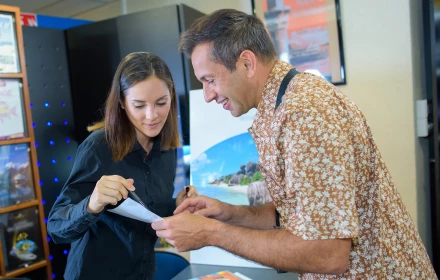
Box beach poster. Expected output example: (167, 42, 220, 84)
(189, 89, 269, 268)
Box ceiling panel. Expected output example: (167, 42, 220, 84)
(0, 0, 60, 13)
(0, 0, 118, 17)
(36, 0, 105, 17)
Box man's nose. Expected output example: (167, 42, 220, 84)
(203, 84, 216, 103)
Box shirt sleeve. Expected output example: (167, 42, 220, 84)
(280, 102, 359, 241)
(47, 138, 104, 244)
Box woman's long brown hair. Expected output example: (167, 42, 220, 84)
(88, 52, 181, 161)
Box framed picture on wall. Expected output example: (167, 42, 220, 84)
(0, 79, 26, 140)
(254, 0, 346, 85)
(0, 13, 20, 73)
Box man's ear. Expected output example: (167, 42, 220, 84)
(239, 50, 257, 78)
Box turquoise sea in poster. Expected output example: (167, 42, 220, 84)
(191, 133, 259, 205)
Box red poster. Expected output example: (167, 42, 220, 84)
(20, 13, 38, 27)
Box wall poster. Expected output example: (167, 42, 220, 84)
(258, 0, 346, 84)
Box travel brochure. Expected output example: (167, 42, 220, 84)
(0, 207, 44, 272)
(107, 197, 162, 223)
(0, 79, 25, 140)
(0, 143, 35, 208)
(0, 13, 19, 73)
(189, 271, 252, 280)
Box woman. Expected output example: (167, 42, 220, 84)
(47, 52, 195, 280)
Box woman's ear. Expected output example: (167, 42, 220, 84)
(120, 101, 125, 110)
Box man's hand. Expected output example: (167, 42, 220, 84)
(152, 212, 220, 252)
(176, 185, 198, 207)
(174, 195, 234, 223)
(152, 209, 351, 274)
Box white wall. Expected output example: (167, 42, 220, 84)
(74, 0, 431, 253)
(339, 1, 415, 203)
(336, 0, 430, 254)
(337, 0, 426, 234)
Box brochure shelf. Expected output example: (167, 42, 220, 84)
(0, 4, 52, 279)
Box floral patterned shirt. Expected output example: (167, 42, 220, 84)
(248, 60, 437, 279)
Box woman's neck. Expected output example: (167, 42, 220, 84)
(136, 131, 153, 153)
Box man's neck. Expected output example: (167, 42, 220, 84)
(253, 59, 278, 108)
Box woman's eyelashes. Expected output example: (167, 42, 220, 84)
(133, 102, 167, 109)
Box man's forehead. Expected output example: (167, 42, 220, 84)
(192, 44, 210, 65)
(191, 46, 214, 79)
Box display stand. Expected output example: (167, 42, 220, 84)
(0, 4, 52, 280)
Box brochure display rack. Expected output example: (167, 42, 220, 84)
(0, 4, 52, 279)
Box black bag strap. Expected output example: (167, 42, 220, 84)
(275, 68, 299, 110)
(273, 68, 299, 274)
(274, 67, 299, 228)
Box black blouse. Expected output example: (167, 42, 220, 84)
(47, 129, 176, 280)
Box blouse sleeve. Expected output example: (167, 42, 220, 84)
(47, 138, 106, 244)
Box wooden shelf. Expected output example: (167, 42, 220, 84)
(4, 260, 47, 278)
(0, 137, 31, 146)
(0, 200, 40, 215)
(0, 3, 52, 280)
(0, 73, 23, 79)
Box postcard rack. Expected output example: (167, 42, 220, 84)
(0, 4, 52, 279)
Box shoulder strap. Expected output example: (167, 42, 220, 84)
(273, 68, 300, 229)
(275, 68, 299, 110)
(273, 68, 299, 275)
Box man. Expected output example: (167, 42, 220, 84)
(152, 9, 437, 279)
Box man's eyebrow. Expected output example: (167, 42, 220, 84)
(199, 75, 213, 81)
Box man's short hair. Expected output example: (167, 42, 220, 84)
(179, 9, 277, 71)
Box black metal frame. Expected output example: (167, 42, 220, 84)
(422, 0, 440, 275)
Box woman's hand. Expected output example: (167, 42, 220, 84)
(87, 175, 135, 214)
(176, 185, 197, 207)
